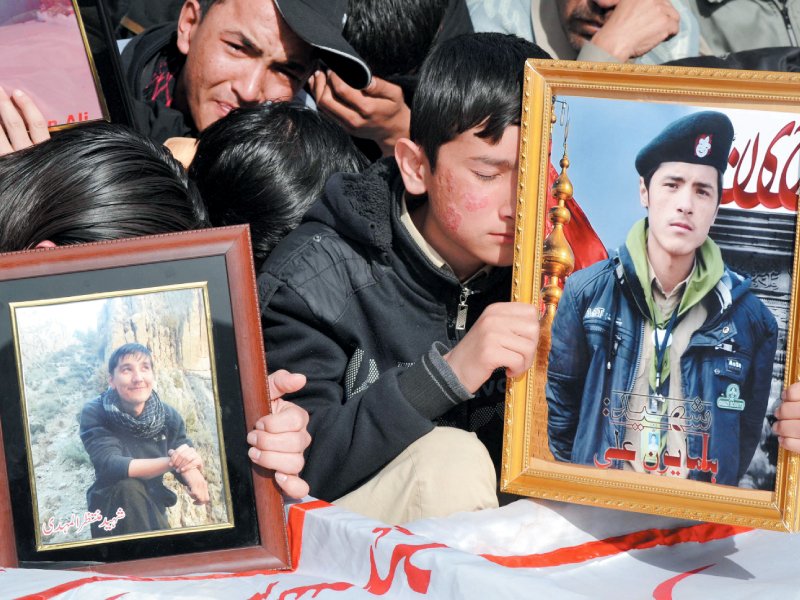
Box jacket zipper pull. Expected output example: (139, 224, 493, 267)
(455, 287, 473, 330)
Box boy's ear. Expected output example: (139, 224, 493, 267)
(639, 176, 649, 209)
(395, 138, 430, 196)
(176, 0, 202, 56)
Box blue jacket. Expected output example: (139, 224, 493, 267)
(546, 243, 778, 486)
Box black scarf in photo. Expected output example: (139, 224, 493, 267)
(102, 387, 166, 439)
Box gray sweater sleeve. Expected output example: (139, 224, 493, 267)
(397, 341, 473, 419)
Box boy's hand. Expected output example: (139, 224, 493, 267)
(0, 87, 49, 155)
(444, 302, 539, 394)
(773, 382, 800, 453)
(248, 370, 312, 499)
(168, 443, 204, 474)
(309, 70, 410, 157)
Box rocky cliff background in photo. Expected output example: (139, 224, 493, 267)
(15, 286, 230, 547)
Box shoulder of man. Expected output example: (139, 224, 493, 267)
(258, 158, 401, 301)
(258, 220, 381, 322)
(80, 395, 104, 417)
(563, 257, 617, 295)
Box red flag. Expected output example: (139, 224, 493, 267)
(545, 161, 608, 272)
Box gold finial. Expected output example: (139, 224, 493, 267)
(541, 100, 575, 321)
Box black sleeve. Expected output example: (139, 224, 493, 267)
(261, 274, 470, 500)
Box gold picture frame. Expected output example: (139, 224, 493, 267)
(502, 60, 800, 531)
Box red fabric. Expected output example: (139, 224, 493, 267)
(545, 162, 608, 272)
(480, 523, 750, 569)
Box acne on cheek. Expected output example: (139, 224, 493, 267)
(434, 169, 463, 233)
(441, 206, 462, 233)
(463, 194, 490, 212)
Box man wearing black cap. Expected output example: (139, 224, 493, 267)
(546, 110, 778, 488)
(120, 0, 370, 143)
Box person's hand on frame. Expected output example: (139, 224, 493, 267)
(774, 382, 800, 453)
(0, 86, 49, 156)
(248, 369, 312, 499)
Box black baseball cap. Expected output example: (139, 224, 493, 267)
(274, 0, 372, 89)
(635, 111, 734, 177)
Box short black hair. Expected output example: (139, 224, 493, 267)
(410, 33, 550, 169)
(108, 343, 153, 375)
(0, 123, 208, 252)
(197, 0, 222, 16)
(343, 0, 449, 78)
(190, 102, 368, 267)
(642, 165, 724, 205)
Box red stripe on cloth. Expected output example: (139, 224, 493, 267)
(480, 523, 751, 568)
(652, 564, 714, 600)
(17, 501, 335, 600)
(287, 500, 332, 569)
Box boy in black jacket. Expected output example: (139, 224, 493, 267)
(259, 33, 546, 523)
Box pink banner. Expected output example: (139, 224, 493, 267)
(0, 1, 104, 128)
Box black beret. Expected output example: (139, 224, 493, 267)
(635, 111, 734, 177)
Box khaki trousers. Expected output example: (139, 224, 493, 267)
(332, 427, 499, 524)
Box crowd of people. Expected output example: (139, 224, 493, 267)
(3, 0, 800, 533)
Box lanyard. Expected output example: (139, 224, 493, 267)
(653, 308, 679, 396)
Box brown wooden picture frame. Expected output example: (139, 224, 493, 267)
(0, 226, 289, 574)
(502, 60, 800, 531)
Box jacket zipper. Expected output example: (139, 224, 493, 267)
(774, 0, 799, 46)
(455, 285, 477, 331)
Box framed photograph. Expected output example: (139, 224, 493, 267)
(502, 60, 800, 531)
(0, 0, 134, 130)
(0, 227, 290, 574)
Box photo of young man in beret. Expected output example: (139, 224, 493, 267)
(546, 110, 779, 487)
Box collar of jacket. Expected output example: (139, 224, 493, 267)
(614, 225, 747, 323)
(623, 218, 724, 325)
(122, 22, 180, 101)
(303, 157, 511, 293)
(304, 157, 399, 253)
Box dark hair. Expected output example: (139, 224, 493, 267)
(197, 0, 222, 16)
(343, 0, 448, 78)
(0, 123, 208, 252)
(642, 166, 724, 204)
(190, 102, 368, 267)
(108, 343, 153, 374)
(410, 33, 550, 169)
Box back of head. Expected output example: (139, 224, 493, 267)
(190, 102, 368, 267)
(410, 33, 550, 168)
(343, 0, 449, 78)
(0, 122, 207, 252)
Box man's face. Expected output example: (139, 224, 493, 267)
(641, 161, 719, 263)
(419, 125, 520, 280)
(556, 0, 619, 50)
(176, 0, 314, 132)
(108, 353, 155, 415)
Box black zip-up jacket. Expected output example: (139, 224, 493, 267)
(258, 158, 511, 500)
(120, 22, 194, 143)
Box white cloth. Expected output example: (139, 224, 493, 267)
(4, 497, 800, 598)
